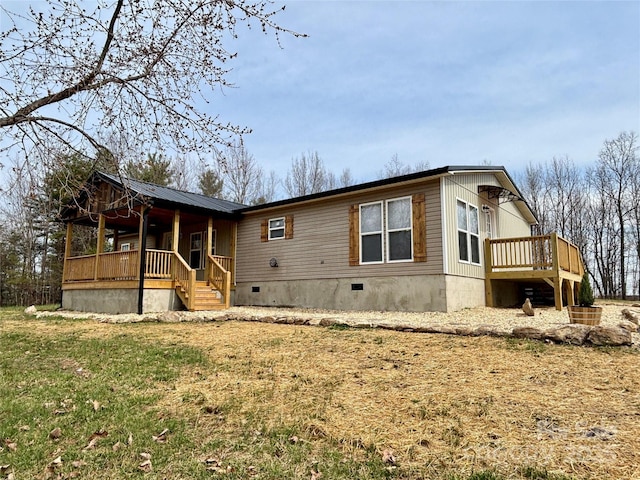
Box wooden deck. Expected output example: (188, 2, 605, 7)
(484, 233, 585, 310)
(63, 250, 233, 311)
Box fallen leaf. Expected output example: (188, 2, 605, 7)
(152, 428, 169, 443)
(19, 426, 30, 432)
(49, 428, 62, 440)
(140, 452, 152, 460)
(90, 400, 101, 411)
(0, 465, 10, 474)
(289, 435, 299, 444)
(127, 433, 133, 445)
(138, 459, 152, 473)
(310, 469, 323, 480)
(112, 441, 123, 452)
(4, 439, 17, 452)
(71, 460, 87, 468)
(382, 449, 396, 465)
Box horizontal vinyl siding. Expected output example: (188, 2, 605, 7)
(236, 181, 443, 282)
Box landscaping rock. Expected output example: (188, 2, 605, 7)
(618, 320, 638, 333)
(24, 305, 37, 315)
(544, 324, 590, 345)
(522, 298, 535, 316)
(158, 311, 182, 323)
(621, 309, 639, 325)
(586, 326, 632, 347)
(512, 326, 546, 340)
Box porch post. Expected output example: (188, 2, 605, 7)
(137, 207, 150, 315)
(63, 222, 73, 282)
(94, 214, 105, 281)
(484, 238, 494, 307)
(172, 210, 180, 253)
(206, 216, 213, 273)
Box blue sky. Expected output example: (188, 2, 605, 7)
(211, 0, 640, 182)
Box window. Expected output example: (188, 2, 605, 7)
(457, 199, 480, 264)
(360, 202, 383, 263)
(350, 194, 425, 266)
(386, 197, 412, 262)
(268, 217, 285, 240)
(359, 197, 413, 264)
(120, 242, 131, 251)
(261, 216, 294, 242)
(484, 206, 495, 239)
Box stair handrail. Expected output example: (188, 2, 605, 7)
(208, 254, 231, 309)
(173, 251, 196, 310)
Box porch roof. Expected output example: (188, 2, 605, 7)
(97, 172, 246, 214)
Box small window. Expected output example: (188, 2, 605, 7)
(121, 243, 131, 251)
(268, 217, 285, 240)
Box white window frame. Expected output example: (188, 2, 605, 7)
(385, 196, 413, 263)
(457, 198, 481, 266)
(120, 242, 131, 252)
(268, 217, 285, 240)
(483, 205, 496, 239)
(359, 201, 384, 264)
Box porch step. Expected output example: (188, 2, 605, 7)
(180, 283, 226, 311)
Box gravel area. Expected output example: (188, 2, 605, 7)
(35, 302, 639, 346)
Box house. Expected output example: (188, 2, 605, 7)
(60, 166, 585, 314)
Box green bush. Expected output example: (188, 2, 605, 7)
(577, 272, 594, 307)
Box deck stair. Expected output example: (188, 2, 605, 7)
(176, 281, 225, 311)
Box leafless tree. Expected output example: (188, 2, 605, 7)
(0, 0, 302, 177)
(377, 154, 430, 179)
(284, 151, 330, 197)
(217, 141, 264, 204)
(595, 131, 638, 299)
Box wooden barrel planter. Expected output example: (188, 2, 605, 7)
(568, 305, 602, 325)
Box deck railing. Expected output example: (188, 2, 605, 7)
(173, 252, 196, 310)
(96, 250, 140, 280)
(63, 255, 97, 282)
(208, 255, 232, 309)
(486, 233, 584, 276)
(145, 249, 173, 278)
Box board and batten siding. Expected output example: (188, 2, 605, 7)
(235, 180, 443, 283)
(442, 173, 532, 278)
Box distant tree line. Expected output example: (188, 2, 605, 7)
(517, 131, 639, 299)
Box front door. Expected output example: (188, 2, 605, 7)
(189, 232, 202, 269)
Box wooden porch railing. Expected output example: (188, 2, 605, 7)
(173, 252, 196, 311)
(96, 250, 140, 280)
(63, 254, 97, 282)
(145, 249, 173, 278)
(208, 255, 232, 309)
(485, 233, 585, 311)
(486, 233, 584, 276)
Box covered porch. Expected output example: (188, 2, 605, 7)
(61, 172, 242, 313)
(484, 233, 585, 311)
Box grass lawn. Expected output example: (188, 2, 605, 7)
(0, 307, 638, 479)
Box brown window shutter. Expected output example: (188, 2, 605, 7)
(349, 204, 359, 266)
(260, 219, 268, 242)
(412, 193, 427, 262)
(285, 215, 294, 239)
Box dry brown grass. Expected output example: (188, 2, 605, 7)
(10, 315, 640, 479)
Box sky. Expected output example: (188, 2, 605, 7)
(208, 0, 640, 183)
(0, 1, 638, 188)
